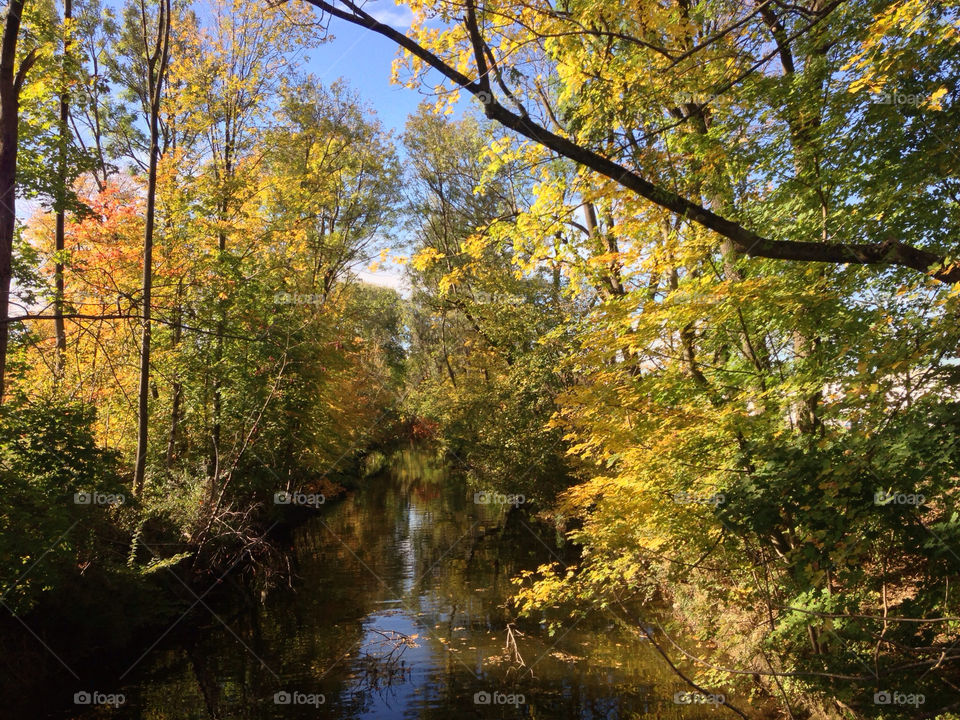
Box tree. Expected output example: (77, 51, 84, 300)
(52, 0, 72, 377)
(321, 0, 960, 711)
(263, 78, 400, 303)
(402, 108, 572, 502)
(169, 0, 317, 484)
(0, 0, 41, 400)
(11, 0, 98, 384)
(107, 0, 172, 494)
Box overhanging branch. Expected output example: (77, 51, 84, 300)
(300, 0, 960, 284)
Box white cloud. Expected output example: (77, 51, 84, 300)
(363, 1, 415, 28)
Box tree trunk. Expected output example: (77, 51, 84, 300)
(209, 118, 233, 495)
(132, 0, 171, 495)
(53, 0, 72, 380)
(165, 277, 183, 467)
(133, 129, 158, 494)
(0, 0, 31, 403)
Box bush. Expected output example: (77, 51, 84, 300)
(0, 399, 125, 614)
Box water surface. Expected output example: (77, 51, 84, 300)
(67, 450, 732, 718)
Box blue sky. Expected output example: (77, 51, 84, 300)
(301, 3, 428, 138)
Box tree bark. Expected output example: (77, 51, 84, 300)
(0, 0, 35, 402)
(53, 0, 73, 381)
(133, 0, 171, 495)
(209, 106, 236, 496)
(165, 277, 183, 466)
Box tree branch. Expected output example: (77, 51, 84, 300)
(300, 0, 959, 284)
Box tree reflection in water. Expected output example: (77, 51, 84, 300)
(67, 449, 732, 719)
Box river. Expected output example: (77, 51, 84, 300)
(65, 449, 733, 719)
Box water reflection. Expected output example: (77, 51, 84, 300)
(66, 449, 732, 719)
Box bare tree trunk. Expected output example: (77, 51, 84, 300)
(440, 314, 456, 387)
(53, 0, 72, 381)
(0, 0, 35, 402)
(133, 0, 171, 495)
(209, 118, 233, 496)
(133, 138, 157, 494)
(165, 277, 182, 466)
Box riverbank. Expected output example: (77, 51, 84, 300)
(0, 450, 373, 720)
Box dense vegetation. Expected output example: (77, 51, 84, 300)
(0, 0, 958, 717)
(2, 0, 406, 649)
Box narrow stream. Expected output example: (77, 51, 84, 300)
(67, 450, 731, 718)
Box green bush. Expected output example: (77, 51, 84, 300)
(0, 399, 125, 614)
